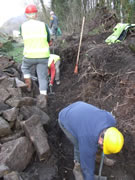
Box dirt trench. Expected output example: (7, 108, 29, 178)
(1, 33, 135, 180)
(42, 32, 135, 180)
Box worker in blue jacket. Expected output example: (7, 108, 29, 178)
(49, 11, 58, 36)
(58, 101, 124, 180)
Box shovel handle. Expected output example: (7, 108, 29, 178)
(74, 16, 85, 74)
(49, 85, 53, 93)
(49, 85, 55, 95)
(99, 152, 105, 177)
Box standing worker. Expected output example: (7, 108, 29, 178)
(48, 54, 61, 86)
(21, 4, 51, 107)
(49, 11, 58, 36)
(58, 101, 124, 180)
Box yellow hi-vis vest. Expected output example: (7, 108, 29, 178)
(48, 54, 60, 68)
(21, 19, 50, 58)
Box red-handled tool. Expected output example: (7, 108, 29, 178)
(74, 16, 85, 74)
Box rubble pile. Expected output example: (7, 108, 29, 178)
(0, 56, 57, 180)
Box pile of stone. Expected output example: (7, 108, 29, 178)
(0, 56, 57, 180)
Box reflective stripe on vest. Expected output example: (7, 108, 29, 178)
(21, 19, 50, 58)
(48, 54, 60, 67)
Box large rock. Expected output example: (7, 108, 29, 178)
(3, 171, 22, 180)
(0, 77, 15, 89)
(36, 94, 47, 111)
(20, 105, 50, 125)
(0, 102, 10, 113)
(0, 130, 24, 144)
(7, 87, 22, 97)
(5, 97, 21, 108)
(2, 107, 19, 122)
(0, 117, 12, 137)
(0, 88, 10, 102)
(0, 137, 34, 171)
(15, 77, 27, 88)
(22, 115, 51, 161)
(5, 97, 36, 108)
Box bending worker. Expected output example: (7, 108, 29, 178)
(21, 4, 51, 105)
(49, 11, 58, 36)
(58, 101, 124, 180)
(48, 54, 61, 86)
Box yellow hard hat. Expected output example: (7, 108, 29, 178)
(103, 127, 124, 155)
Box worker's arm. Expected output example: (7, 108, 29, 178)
(79, 137, 97, 180)
(49, 61, 56, 85)
(45, 24, 50, 43)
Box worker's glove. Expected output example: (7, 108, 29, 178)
(49, 82, 53, 87)
(73, 162, 83, 180)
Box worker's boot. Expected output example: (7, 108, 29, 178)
(73, 161, 84, 180)
(36, 94, 48, 112)
(56, 80, 60, 85)
(24, 78, 31, 92)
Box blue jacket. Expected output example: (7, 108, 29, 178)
(58, 101, 116, 180)
(50, 14, 58, 28)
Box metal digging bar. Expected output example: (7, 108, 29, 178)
(48, 85, 55, 95)
(95, 152, 107, 180)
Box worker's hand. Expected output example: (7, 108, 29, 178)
(49, 82, 53, 87)
(49, 40, 53, 46)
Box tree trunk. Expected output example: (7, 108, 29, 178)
(39, 0, 48, 19)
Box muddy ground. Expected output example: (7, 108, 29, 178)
(21, 32, 135, 180)
(43, 31, 135, 180)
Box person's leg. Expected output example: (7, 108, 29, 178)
(54, 27, 58, 39)
(36, 58, 49, 95)
(58, 119, 80, 162)
(36, 58, 49, 110)
(21, 57, 32, 78)
(58, 119, 83, 180)
(21, 57, 33, 91)
(55, 60, 60, 84)
(51, 26, 55, 36)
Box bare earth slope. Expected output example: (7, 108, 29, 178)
(47, 31, 135, 180)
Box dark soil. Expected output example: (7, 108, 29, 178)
(45, 31, 135, 180)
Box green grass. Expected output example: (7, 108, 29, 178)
(7, 42, 23, 63)
(88, 24, 105, 35)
